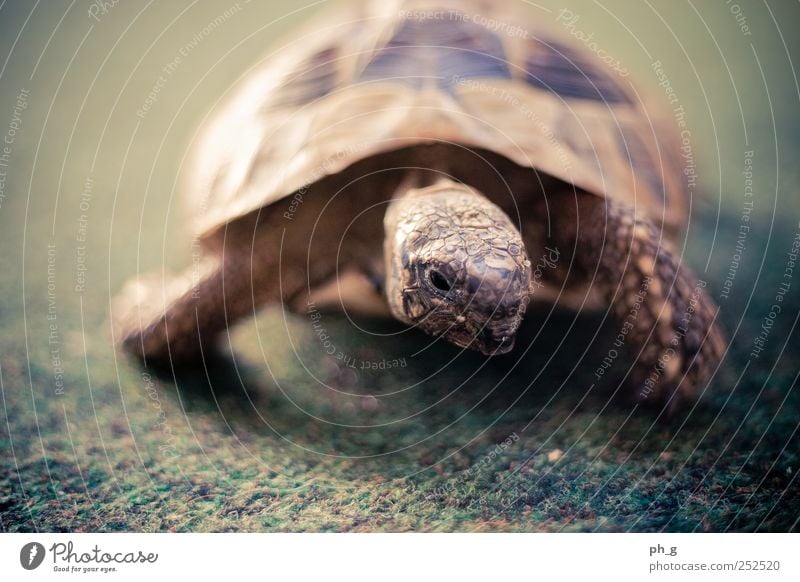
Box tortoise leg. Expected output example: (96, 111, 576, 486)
(113, 170, 390, 366)
(545, 192, 726, 410)
(113, 246, 310, 367)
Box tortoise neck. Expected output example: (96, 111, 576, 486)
(390, 171, 462, 199)
(391, 176, 477, 200)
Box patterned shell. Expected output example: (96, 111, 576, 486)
(188, 0, 687, 239)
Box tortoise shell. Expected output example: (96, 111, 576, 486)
(188, 0, 686, 240)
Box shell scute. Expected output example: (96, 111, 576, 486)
(360, 16, 511, 90)
(189, 0, 688, 239)
(525, 38, 633, 104)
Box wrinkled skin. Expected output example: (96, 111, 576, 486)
(384, 181, 532, 354)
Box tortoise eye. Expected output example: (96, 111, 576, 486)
(429, 270, 453, 293)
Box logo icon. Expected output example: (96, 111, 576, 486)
(20, 542, 46, 570)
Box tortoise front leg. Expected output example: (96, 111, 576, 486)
(113, 172, 388, 367)
(113, 244, 312, 367)
(549, 192, 726, 410)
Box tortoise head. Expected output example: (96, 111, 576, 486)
(384, 181, 532, 355)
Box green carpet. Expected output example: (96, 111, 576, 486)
(1, 0, 799, 532)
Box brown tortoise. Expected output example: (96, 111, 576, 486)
(114, 0, 725, 408)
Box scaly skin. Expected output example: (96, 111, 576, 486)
(112, 167, 394, 366)
(113, 240, 309, 367)
(384, 180, 532, 354)
(115, 146, 725, 407)
(537, 190, 727, 409)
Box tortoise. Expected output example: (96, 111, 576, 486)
(115, 0, 726, 406)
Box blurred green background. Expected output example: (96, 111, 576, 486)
(1, 0, 798, 532)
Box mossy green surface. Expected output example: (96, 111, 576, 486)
(1, 0, 799, 532)
(3, 214, 799, 532)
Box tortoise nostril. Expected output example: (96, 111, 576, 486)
(429, 269, 453, 292)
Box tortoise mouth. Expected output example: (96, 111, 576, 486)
(476, 332, 516, 355)
(409, 298, 523, 356)
(440, 326, 517, 356)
